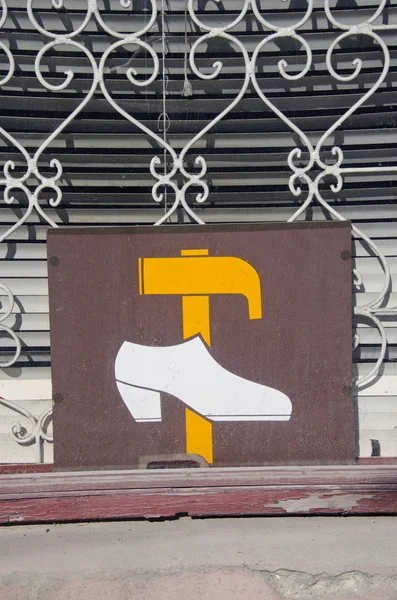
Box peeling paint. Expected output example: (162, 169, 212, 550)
(1, 467, 397, 523)
(265, 493, 376, 513)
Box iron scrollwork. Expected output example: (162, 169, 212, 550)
(0, 0, 396, 461)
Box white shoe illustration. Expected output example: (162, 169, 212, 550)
(115, 336, 292, 423)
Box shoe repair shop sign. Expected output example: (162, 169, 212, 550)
(48, 222, 354, 470)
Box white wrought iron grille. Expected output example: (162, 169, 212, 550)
(0, 0, 396, 463)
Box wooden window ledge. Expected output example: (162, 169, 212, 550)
(1, 465, 397, 524)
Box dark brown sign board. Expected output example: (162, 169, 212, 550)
(48, 222, 353, 471)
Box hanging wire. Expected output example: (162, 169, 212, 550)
(182, 0, 193, 97)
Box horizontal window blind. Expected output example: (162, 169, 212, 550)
(0, 0, 396, 463)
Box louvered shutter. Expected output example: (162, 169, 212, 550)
(0, 0, 396, 463)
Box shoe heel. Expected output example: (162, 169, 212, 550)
(116, 381, 162, 422)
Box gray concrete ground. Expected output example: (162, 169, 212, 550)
(0, 517, 396, 599)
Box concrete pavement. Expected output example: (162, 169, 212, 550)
(1, 516, 396, 599)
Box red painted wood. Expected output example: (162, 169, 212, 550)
(359, 458, 397, 465)
(0, 464, 53, 475)
(1, 466, 397, 523)
(1, 487, 397, 524)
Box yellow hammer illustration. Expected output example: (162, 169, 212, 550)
(138, 249, 262, 463)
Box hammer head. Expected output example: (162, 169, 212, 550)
(138, 250, 262, 320)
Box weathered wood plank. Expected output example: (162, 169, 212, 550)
(2, 465, 397, 494)
(1, 485, 397, 524)
(1, 466, 397, 523)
